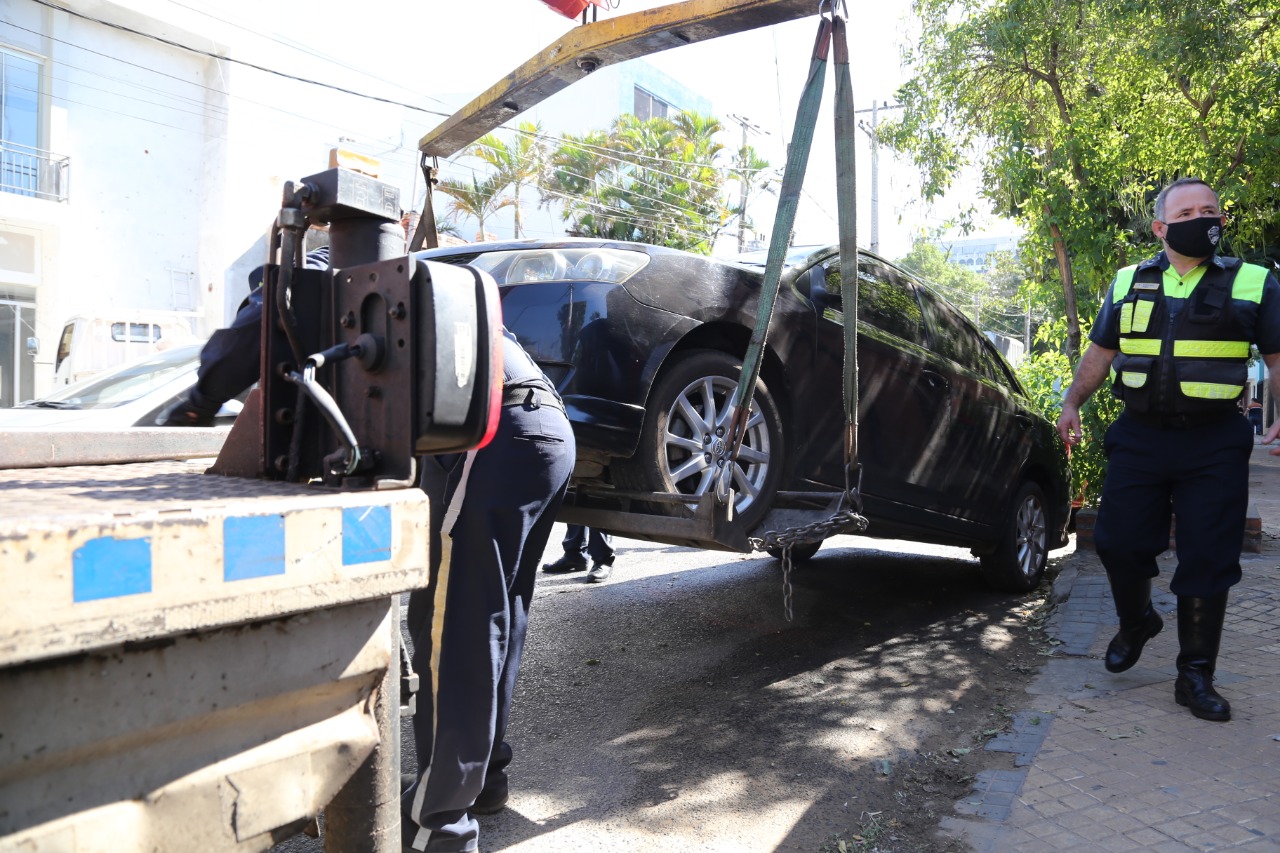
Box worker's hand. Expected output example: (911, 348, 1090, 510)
(1057, 405, 1083, 450)
(155, 393, 217, 427)
(1264, 419, 1280, 456)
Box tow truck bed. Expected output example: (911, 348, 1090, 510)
(0, 458, 429, 852)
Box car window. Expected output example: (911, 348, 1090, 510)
(979, 339, 1023, 390)
(917, 290, 995, 378)
(821, 260, 926, 346)
(35, 345, 200, 409)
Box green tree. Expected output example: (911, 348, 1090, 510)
(727, 144, 778, 252)
(882, 0, 1280, 362)
(543, 111, 729, 253)
(469, 121, 546, 238)
(895, 238, 988, 323)
(435, 172, 514, 242)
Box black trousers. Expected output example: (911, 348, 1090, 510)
(562, 524, 614, 565)
(1094, 413, 1253, 598)
(402, 399, 574, 852)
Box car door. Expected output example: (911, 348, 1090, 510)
(799, 257, 956, 515)
(915, 289, 1030, 524)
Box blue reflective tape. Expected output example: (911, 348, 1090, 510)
(73, 537, 152, 602)
(224, 515, 286, 581)
(343, 505, 392, 565)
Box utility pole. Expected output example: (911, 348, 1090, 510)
(854, 101, 902, 255)
(728, 113, 767, 253)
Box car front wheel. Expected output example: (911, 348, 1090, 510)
(979, 481, 1049, 593)
(613, 349, 784, 530)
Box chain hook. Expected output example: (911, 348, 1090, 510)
(818, 0, 849, 21)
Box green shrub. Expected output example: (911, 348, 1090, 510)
(1015, 349, 1121, 507)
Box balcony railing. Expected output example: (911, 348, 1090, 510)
(1, 139, 70, 202)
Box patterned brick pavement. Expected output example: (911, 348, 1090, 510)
(940, 441, 1280, 852)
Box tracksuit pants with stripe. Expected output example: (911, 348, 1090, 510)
(402, 398, 574, 852)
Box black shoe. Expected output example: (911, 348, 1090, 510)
(1104, 577, 1163, 673)
(1174, 593, 1231, 721)
(586, 561, 613, 583)
(1105, 603, 1163, 673)
(542, 553, 587, 573)
(473, 774, 509, 815)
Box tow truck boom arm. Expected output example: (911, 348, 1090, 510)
(419, 0, 819, 158)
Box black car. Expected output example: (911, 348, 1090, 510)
(423, 239, 1071, 591)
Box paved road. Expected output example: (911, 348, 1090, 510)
(279, 525, 1051, 853)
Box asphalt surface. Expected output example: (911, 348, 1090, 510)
(276, 524, 1052, 853)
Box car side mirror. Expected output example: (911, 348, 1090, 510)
(25, 336, 38, 357)
(809, 268, 838, 313)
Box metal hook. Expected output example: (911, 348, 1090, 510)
(819, 0, 849, 20)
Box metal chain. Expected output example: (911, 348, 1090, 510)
(747, 508, 868, 552)
(781, 548, 794, 621)
(749, 508, 868, 623)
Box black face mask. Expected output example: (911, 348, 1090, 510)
(1163, 216, 1223, 258)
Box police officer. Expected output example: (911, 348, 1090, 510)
(1057, 177, 1280, 723)
(402, 330, 573, 852)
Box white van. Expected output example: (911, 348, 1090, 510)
(53, 313, 202, 386)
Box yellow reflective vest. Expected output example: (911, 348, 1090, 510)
(1110, 258, 1269, 415)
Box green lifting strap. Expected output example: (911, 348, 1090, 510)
(724, 0, 863, 513)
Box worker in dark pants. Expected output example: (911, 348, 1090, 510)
(160, 247, 575, 848)
(541, 524, 616, 582)
(1057, 177, 1280, 723)
(156, 246, 331, 425)
(402, 330, 574, 852)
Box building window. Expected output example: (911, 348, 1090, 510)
(1, 48, 65, 200)
(634, 87, 670, 121)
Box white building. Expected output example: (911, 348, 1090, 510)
(933, 233, 1020, 275)
(0, 0, 415, 401)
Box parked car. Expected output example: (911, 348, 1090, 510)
(0, 343, 241, 429)
(423, 238, 1071, 591)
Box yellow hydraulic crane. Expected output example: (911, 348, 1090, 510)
(418, 0, 819, 159)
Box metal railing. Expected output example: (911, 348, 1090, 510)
(0, 139, 69, 202)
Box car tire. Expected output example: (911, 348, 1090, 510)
(613, 349, 785, 530)
(980, 481, 1050, 593)
(766, 540, 822, 562)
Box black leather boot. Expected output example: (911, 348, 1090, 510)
(1105, 577, 1163, 673)
(1174, 593, 1231, 721)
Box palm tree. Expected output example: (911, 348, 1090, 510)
(727, 144, 777, 252)
(543, 111, 728, 253)
(469, 121, 546, 238)
(435, 173, 515, 242)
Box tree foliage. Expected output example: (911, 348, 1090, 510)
(542, 112, 730, 254)
(437, 122, 544, 240)
(895, 238, 988, 322)
(435, 172, 515, 242)
(882, 0, 1280, 363)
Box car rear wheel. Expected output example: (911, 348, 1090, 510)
(613, 349, 784, 530)
(766, 540, 822, 562)
(980, 481, 1049, 593)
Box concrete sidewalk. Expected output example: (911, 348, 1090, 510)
(941, 440, 1280, 852)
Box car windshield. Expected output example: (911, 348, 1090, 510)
(23, 345, 201, 410)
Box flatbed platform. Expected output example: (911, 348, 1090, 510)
(0, 460, 429, 667)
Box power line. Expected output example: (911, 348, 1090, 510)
(27, 0, 455, 117)
(159, 0, 450, 108)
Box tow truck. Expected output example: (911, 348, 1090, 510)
(0, 1, 825, 851)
